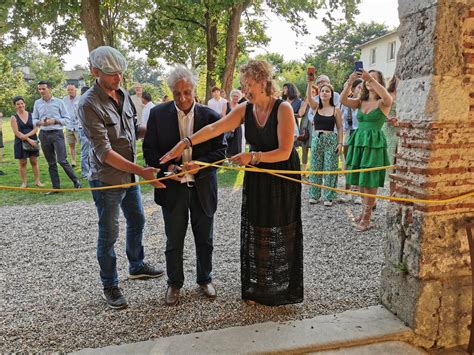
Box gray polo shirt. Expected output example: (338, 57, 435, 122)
(77, 82, 138, 185)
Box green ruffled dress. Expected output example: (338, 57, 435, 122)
(346, 107, 390, 188)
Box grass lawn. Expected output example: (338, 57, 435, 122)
(0, 117, 244, 206)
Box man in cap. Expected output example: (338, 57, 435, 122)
(78, 46, 165, 309)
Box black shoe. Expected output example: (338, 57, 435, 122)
(102, 286, 128, 309)
(129, 263, 165, 279)
(0, 170, 6, 176)
(74, 181, 82, 189)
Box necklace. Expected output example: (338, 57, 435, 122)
(253, 98, 273, 127)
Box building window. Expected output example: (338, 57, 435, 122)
(387, 41, 396, 61)
(370, 48, 377, 65)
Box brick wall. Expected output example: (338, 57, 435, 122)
(380, 0, 474, 348)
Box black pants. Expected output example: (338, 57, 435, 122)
(161, 183, 214, 289)
(39, 130, 79, 188)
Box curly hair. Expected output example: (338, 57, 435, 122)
(239, 60, 278, 97)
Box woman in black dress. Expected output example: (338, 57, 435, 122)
(161, 60, 303, 306)
(10, 96, 43, 187)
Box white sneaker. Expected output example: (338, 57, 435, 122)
(323, 200, 333, 207)
(309, 198, 319, 204)
(338, 195, 350, 203)
(353, 196, 362, 205)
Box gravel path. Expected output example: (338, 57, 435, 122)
(0, 185, 388, 352)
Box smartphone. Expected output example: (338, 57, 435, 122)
(354, 61, 363, 73)
(307, 66, 316, 81)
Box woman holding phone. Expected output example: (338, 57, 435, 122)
(305, 78, 343, 206)
(340, 69, 392, 231)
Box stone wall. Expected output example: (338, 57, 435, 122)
(380, 0, 474, 348)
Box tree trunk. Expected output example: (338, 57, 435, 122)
(221, 2, 248, 97)
(80, 0, 105, 53)
(204, 10, 218, 103)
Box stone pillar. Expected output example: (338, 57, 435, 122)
(380, 0, 474, 349)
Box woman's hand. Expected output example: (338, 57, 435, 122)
(361, 70, 372, 82)
(27, 138, 37, 147)
(336, 143, 343, 155)
(346, 72, 360, 86)
(160, 140, 186, 164)
(229, 152, 252, 166)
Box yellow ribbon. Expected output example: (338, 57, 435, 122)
(1, 159, 472, 205)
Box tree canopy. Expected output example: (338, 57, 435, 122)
(1, 0, 365, 101)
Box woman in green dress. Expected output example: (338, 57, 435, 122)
(340, 70, 393, 231)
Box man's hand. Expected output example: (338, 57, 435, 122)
(166, 164, 183, 182)
(140, 167, 165, 188)
(37, 118, 56, 127)
(182, 161, 200, 175)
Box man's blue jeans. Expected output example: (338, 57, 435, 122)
(78, 128, 90, 178)
(89, 180, 145, 288)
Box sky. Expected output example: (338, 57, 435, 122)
(62, 0, 399, 70)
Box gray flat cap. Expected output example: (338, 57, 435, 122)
(89, 46, 127, 74)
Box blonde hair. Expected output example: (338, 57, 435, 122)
(239, 60, 278, 96)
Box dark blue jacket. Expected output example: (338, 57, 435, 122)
(143, 101, 226, 216)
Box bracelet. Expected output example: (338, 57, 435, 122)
(182, 138, 191, 149)
(186, 136, 193, 147)
(250, 151, 256, 165)
(250, 151, 262, 165)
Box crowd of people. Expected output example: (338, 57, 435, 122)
(0, 45, 399, 309)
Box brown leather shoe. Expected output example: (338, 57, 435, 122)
(165, 286, 180, 306)
(200, 282, 217, 299)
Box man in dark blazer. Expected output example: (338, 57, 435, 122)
(143, 65, 226, 306)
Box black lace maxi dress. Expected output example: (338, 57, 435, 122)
(241, 99, 303, 306)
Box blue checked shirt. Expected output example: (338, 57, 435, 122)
(32, 97, 70, 131)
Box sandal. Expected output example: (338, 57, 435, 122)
(355, 204, 374, 232)
(35, 181, 45, 187)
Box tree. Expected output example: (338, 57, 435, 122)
(305, 21, 391, 91)
(0, 53, 27, 116)
(2, 0, 364, 101)
(125, 57, 165, 88)
(1, 0, 154, 54)
(136, 0, 363, 101)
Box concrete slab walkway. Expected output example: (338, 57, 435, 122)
(74, 305, 420, 354)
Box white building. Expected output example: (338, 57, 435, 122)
(359, 30, 400, 80)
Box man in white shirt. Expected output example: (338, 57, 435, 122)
(207, 86, 227, 117)
(143, 66, 226, 307)
(141, 91, 155, 127)
(63, 84, 81, 166)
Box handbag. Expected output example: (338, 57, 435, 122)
(297, 128, 309, 142)
(22, 140, 39, 152)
